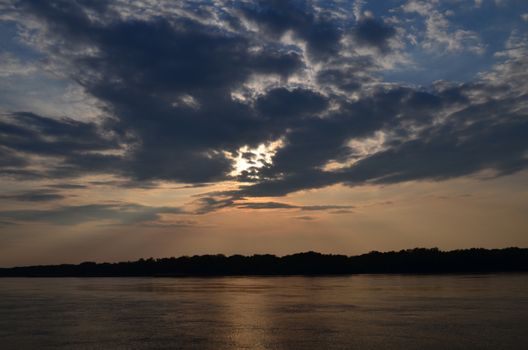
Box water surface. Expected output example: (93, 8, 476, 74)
(1, 274, 527, 349)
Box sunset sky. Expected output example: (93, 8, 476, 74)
(1, 0, 527, 266)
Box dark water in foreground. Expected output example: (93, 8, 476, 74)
(0, 275, 527, 349)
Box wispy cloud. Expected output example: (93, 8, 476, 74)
(0, 203, 184, 225)
(0, 189, 65, 202)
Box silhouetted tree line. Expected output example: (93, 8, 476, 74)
(1, 248, 527, 277)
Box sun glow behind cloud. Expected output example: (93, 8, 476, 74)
(228, 139, 285, 179)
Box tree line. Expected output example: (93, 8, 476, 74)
(1, 247, 527, 277)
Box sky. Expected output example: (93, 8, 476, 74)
(0, 0, 527, 266)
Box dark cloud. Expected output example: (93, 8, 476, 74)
(256, 87, 329, 120)
(235, 86, 425, 190)
(300, 204, 355, 211)
(0, 147, 27, 168)
(231, 82, 528, 197)
(340, 95, 528, 185)
(47, 183, 87, 189)
(192, 195, 354, 214)
(316, 61, 376, 92)
(0, 112, 117, 157)
(87, 180, 160, 189)
(237, 201, 297, 210)
(0, 189, 64, 202)
(0, 203, 183, 225)
(137, 220, 198, 228)
(353, 18, 396, 52)
(173, 183, 212, 189)
(10, 0, 305, 184)
(0, 112, 120, 179)
(1, 0, 527, 203)
(240, 0, 342, 60)
(237, 202, 353, 211)
(193, 195, 239, 215)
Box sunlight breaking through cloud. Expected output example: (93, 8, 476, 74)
(228, 139, 285, 179)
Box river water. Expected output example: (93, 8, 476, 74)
(1, 274, 527, 349)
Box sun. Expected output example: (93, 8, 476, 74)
(228, 139, 284, 178)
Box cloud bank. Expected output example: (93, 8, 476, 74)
(0, 0, 527, 213)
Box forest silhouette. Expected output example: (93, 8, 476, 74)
(1, 248, 527, 277)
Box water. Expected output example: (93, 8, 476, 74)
(0, 274, 527, 349)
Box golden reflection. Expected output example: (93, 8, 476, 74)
(214, 277, 276, 349)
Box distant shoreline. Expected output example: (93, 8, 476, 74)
(2, 272, 528, 278)
(1, 247, 527, 277)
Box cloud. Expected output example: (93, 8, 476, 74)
(0, 52, 37, 77)
(0, 111, 121, 179)
(1, 0, 527, 203)
(193, 196, 238, 215)
(0, 189, 64, 202)
(295, 215, 316, 221)
(239, 0, 342, 60)
(353, 18, 396, 52)
(8, 0, 305, 184)
(329, 210, 354, 214)
(316, 61, 376, 92)
(47, 183, 87, 189)
(0, 147, 27, 168)
(402, 0, 484, 54)
(231, 70, 528, 197)
(137, 220, 198, 228)
(0, 112, 117, 156)
(236, 202, 353, 211)
(191, 195, 354, 214)
(353, 0, 365, 22)
(255, 87, 329, 120)
(0, 203, 184, 225)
